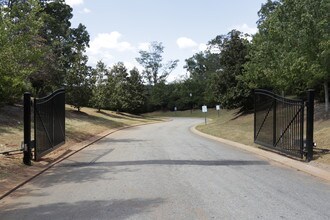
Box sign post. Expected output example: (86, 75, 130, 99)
(216, 105, 220, 117)
(202, 105, 207, 124)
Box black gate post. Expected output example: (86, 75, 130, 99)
(306, 89, 314, 162)
(23, 92, 32, 165)
(253, 89, 256, 142)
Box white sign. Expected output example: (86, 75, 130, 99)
(202, 105, 207, 113)
(174, 107, 177, 111)
(216, 105, 220, 111)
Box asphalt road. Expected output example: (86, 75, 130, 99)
(0, 118, 329, 220)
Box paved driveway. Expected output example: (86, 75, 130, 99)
(0, 118, 329, 219)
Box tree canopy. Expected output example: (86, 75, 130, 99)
(1, 0, 328, 114)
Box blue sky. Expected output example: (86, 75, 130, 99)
(66, 0, 266, 81)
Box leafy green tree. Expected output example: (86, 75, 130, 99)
(184, 50, 219, 106)
(90, 61, 109, 112)
(65, 54, 92, 111)
(126, 68, 146, 113)
(184, 30, 250, 109)
(244, 0, 329, 112)
(107, 62, 130, 112)
(0, 0, 45, 104)
(14, 0, 75, 96)
(65, 23, 91, 111)
(136, 41, 178, 85)
(0, 0, 92, 105)
(209, 30, 251, 109)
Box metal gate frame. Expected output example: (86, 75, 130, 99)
(34, 89, 65, 160)
(254, 89, 314, 161)
(23, 89, 65, 164)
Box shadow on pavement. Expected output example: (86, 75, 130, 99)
(0, 198, 164, 220)
(58, 159, 269, 168)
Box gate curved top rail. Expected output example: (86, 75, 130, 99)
(35, 88, 65, 104)
(254, 89, 302, 104)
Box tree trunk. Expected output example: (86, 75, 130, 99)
(325, 81, 329, 113)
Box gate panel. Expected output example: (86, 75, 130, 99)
(254, 89, 304, 159)
(254, 92, 275, 148)
(34, 89, 65, 160)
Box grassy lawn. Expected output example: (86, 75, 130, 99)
(147, 106, 330, 165)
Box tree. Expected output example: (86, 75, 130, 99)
(136, 41, 178, 85)
(184, 30, 250, 109)
(184, 50, 220, 106)
(65, 54, 92, 111)
(65, 23, 91, 111)
(108, 62, 130, 112)
(209, 30, 251, 109)
(244, 0, 329, 112)
(126, 68, 146, 113)
(0, 0, 45, 104)
(90, 61, 109, 112)
(0, 0, 92, 104)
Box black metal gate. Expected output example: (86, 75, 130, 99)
(34, 89, 65, 160)
(23, 89, 65, 164)
(254, 89, 314, 160)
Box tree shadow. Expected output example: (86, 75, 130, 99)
(117, 112, 144, 119)
(97, 110, 127, 119)
(66, 111, 126, 129)
(30, 158, 268, 188)
(66, 109, 90, 117)
(97, 111, 151, 123)
(31, 164, 139, 188)
(230, 107, 253, 121)
(0, 198, 165, 220)
(58, 159, 269, 168)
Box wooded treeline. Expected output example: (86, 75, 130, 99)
(0, 0, 328, 113)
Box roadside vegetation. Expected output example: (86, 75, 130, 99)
(0, 0, 328, 115)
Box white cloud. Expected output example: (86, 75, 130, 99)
(176, 37, 198, 49)
(88, 32, 134, 55)
(198, 43, 207, 51)
(138, 42, 151, 51)
(86, 31, 135, 68)
(66, 0, 84, 6)
(81, 8, 91, 14)
(124, 61, 144, 72)
(230, 23, 258, 35)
